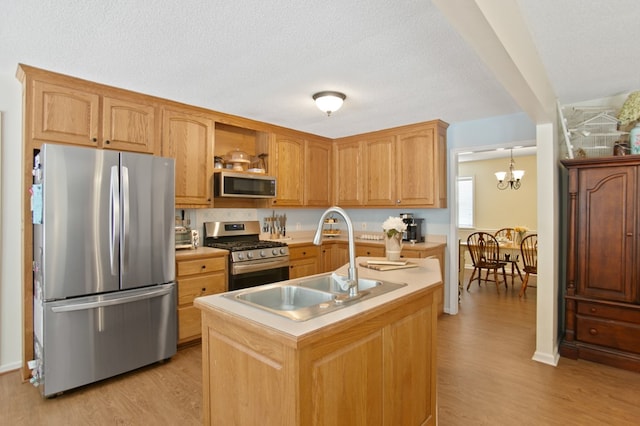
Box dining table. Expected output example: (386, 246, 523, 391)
(458, 239, 532, 289)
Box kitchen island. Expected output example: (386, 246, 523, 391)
(194, 257, 442, 425)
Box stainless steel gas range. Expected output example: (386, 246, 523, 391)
(203, 221, 289, 291)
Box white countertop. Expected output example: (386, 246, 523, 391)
(194, 256, 442, 338)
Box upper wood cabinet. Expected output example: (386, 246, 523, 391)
(161, 107, 215, 207)
(334, 120, 448, 208)
(396, 127, 446, 207)
(334, 140, 364, 206)
(364, 136, 396, 205)
(305, 139, 332, 206)
(269, 133, 332, 207)
(30, 80, 157, 154)
(102, 96, 157, 153)
(271, 134, 305, 206)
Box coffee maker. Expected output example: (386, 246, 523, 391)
(400, 213, 424, 243)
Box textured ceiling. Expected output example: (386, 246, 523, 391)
(2, 0, 640, 138)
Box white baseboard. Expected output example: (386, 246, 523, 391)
(532, 350, 559, 366)
(0, 361, 22, 374)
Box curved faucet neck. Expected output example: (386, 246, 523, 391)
(313, 206, 358, 294)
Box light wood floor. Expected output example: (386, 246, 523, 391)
(2, 273, 640, 425)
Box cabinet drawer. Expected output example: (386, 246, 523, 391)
(177, 256, 226, 276)
(178, 272, 226, 306)
(289, 245, 320, 260)
(576, 301, 640, 324)
(576, 316, 640, 354)
(355, 244, 385, 257)
(178, 306, 202, 344)
(400, 250, 421, 259)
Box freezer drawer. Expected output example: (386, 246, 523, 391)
(38, 283, 177, 397)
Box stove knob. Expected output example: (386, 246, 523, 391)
(280, 248, 287, 255)
(260, 250, 266, 257)
(247, 252, 254, 259)
(272, 249, 278, 255)
(237, 253, 244, 260)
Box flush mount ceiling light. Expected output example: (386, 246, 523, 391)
(495, 149, 525, 190)
(312, 91, 346, 116)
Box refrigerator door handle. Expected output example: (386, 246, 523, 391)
(109, 166, 120, 276)
(50, 286, 173, 313)
(122, 165, 130, 273)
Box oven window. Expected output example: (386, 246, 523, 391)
(229, 266, 289, 291)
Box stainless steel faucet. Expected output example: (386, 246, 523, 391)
(313, 206, 359, 297)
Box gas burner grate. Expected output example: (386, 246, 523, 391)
(204, 239, 288, 251)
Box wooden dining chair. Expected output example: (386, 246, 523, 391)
(519, 234, 538, 297)
(494, 227, 523, 286)
(466, 232, 508, 293)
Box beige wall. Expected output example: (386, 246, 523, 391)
(459, 155, 537, 232)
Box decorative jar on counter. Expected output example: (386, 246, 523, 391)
(385, 233, 403, 261)
(382, 216, 407, 262)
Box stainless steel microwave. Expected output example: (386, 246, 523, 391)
(213, 171, 277, 198)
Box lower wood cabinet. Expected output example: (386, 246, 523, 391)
(288, 244, 321, 279)
(198, 284, 438, 425)
(176, 252, 227, 345)
(402, 244, 445, 316)
(356, 242, 385, 258)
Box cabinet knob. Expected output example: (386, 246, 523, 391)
(302, 251, 306, 255)
(590, 307, 597, 313)
(105, 140, 110, 144)
(396, 200, 401, 204)
(201, 265, 206, 269)
(589, 328, 598, 335)
(201, 287, 206, 292)
(91, 137, 97, 143)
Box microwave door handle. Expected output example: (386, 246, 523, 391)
(121, 166, 130, 273)
(109, 166, 120, 276)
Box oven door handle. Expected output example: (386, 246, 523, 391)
(232, 258, 290, 275)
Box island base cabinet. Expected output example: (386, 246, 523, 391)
(198, 287, 438, 425)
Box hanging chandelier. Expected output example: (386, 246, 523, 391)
(495, 149, 525, 190)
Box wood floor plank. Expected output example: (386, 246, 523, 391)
(1, 273, 639, 425)
(439, 274, 640, 425)
(0, 345, 202, 425)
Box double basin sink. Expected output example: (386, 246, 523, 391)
(223, 273, 407, 321)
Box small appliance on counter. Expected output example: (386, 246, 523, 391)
(400, 213, 425, 243)
(175, 212, 195, 249)
(175, 226, 196, 249)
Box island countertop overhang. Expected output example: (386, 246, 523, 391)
(194, 256, 442, 339)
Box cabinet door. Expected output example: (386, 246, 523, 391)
(32, 80, 99, 147)
(364, 136, 396, 206)
(103, 96, 157, 154)
(289, 245, 320, 278)
(162, 107, 214, 207)
(334, 141, 363, 206)
(577, 166, 636, 302)
(305, 139, 332, 206)
(321, 245, 333, 273)
(396, 128, 436, 206)
(273, 135, 304, 206)
(332, 242, 349, 270)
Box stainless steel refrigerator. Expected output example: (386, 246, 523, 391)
(31, 144, 177, 397)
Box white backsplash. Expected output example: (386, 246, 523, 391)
(177, 207, 449, 244)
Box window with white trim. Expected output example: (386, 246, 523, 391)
(457, 176, 475, 228)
